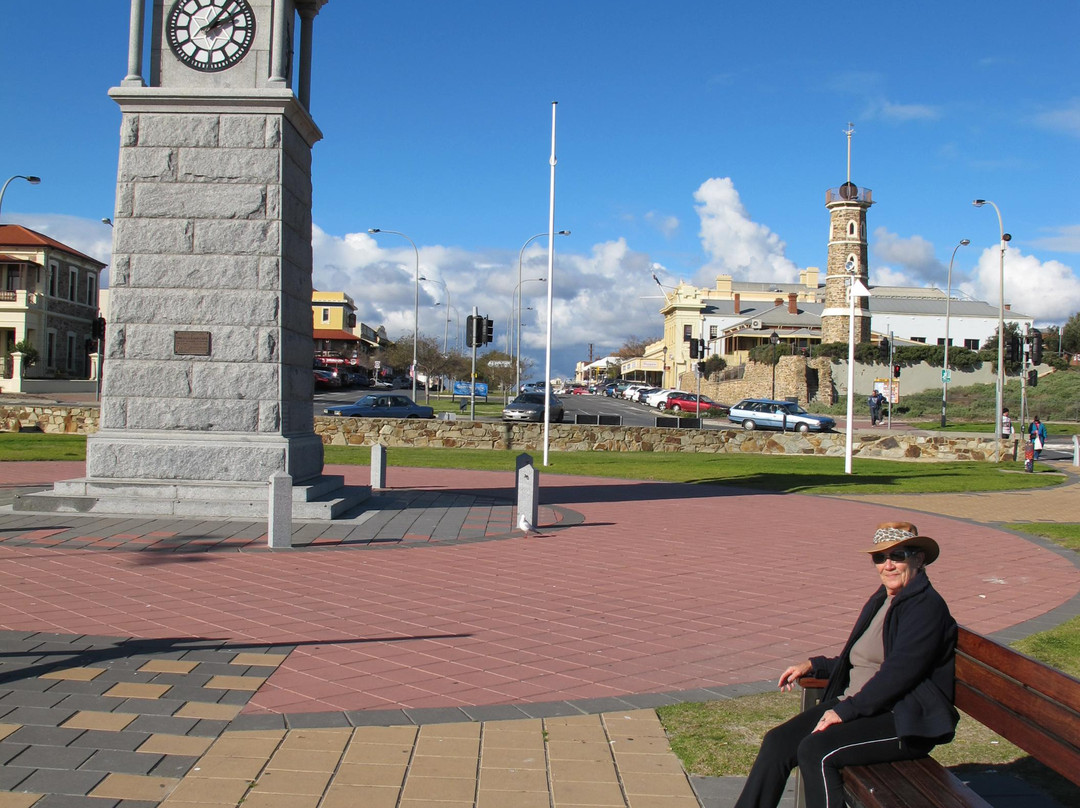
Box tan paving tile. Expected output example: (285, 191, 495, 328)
(546, 740, 613, 762)
(138, 733, 215, 757)
(626, 796, 701, 808)
(550, 758, 619, 782)
(602, 710, 668, 737)
(408, 754, 479, 778)
(481, 718, 543, 733)
(278, 727, 352, 752)
(139, 659, 199, 674)
(329, 762, 407, 787)
(476, 790, 551, 808)
(62, 710, 138, 731)
(90, 773, 181, 801)
(609, 751, 686, 774)
(478, 747, 546, 769)
(552, 778, 627, 806)
(205, 674, 267, 691)
(413, 735, 480, 758)
(40, 666, 105, 681)
(350, 725, 418, 745)
(161, 776, 254, 805)
(188, 755, 267, 779)
(477, 766, 549, 791)
(231, 652, 289, 667)
(233, 792, 319, 808)
(250, 769, 331, 795)
(0, 794, 42, 808)
(0, 723, 21, 741)
(265, 748, 343, 772)
(401, 775, 477, 802)
(545, 724, 607, 743)
(620, 771, 697, 797)
(320, 784, 400, 808)
(419, 723, 482, 740)
(398, 800, 474, 808)
(203, 734, 283, 759)
(174, 701, 242, 721)
(481, 729, 546, 751)
(609, 736, 675, 754)
(104, 682, 172, 700)
(342, 741, 413, 766)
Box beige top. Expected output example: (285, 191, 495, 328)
(842, 598, 890, 699)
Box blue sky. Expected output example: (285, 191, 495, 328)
(2, 1, 1078, 379)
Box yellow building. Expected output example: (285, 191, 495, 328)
(311, 291, 389, 365)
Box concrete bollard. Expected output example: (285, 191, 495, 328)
(516, 453, 539, 533)
(371, 443, 387, 490)
(268, 471, 293, 549)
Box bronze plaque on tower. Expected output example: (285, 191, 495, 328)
(173, 331, 212, 356)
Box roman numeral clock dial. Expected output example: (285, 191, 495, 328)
(166, 0, 256, 72)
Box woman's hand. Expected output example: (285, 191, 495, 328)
(777, 660, 813, 691)
(812, 709, 842, 733)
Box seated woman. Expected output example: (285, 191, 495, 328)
(735, 521, 958, 808)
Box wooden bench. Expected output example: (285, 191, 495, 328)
(797, 626, 1080, 808)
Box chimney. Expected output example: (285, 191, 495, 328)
(788, 293, 798, 314)
(1004, 304, 1011, 311)
(733, 293, 740, 314)
(774, 298, 783, 308)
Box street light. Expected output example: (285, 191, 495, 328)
(369, 228, 420, 401)
(101, 218, 113, 227)
(511, 276, 545, 378)
(516, 230, 568, 393)
(420, 275, 450, 352)
(941, 238, 970, 428)
(972, 200, 1011, 442)
(769, 331, 780, 399)
(0, 175, 41, 220)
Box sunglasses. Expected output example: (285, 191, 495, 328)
(871, 548, 919, 564)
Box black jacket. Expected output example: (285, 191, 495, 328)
(810, 571, 958, 742)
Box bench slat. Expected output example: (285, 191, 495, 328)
(844, 759, 992, 808)
(955, 681, 1080, 788)
(956, 655, 1080, 751)
(958, 628, 1080, 713)
(900, 757, 994, 808)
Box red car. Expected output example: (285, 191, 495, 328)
(663, 392, 724, 414)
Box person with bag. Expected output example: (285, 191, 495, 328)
(1029, 417, 1047, 459)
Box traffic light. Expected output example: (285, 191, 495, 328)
(697, 361, 707, 375)
(1005, 334, 1020, 362)
(92, 316, 106, 341)
(1028, 369, 1038, 387)
(466, 315, 479, 347)
(892, 364, 901, 378)
(878, 338, 890, 362)
(689, 339, 700, 359)
(484, 317, 494, 345)
(1030, 329, 1043, 365)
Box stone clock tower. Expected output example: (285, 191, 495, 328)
(20, 1, 362, 519)
(820, 127, 873, 345)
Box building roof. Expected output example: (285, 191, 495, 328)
(0, 225, 107, 268)
(868, 295, 1031, 319)
(312, 329, 360, 342)
(0, 253, 41, 265)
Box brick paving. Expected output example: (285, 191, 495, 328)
(0, 459, 1076, 807)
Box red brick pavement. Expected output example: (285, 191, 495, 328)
(0, 461, 1075, 717)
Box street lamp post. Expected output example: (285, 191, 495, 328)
(769, 331, 780, 399)
(369, 228, 420, 401)
(0, 175, 41, 220)
(420, 275, 450, 352)
(511, 276, 545, 381)
(516, 230, 568, 394)
(941, 238, 970, 428)
(972, 200, 1011, 442)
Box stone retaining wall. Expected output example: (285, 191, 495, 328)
(0, 404, 1002, 462)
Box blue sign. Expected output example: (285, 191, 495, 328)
(453, 381, 488, 397)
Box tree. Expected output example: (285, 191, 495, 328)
(1062, 312, 1080, 355)
(13, 339, 38, 371)
(615, 335, 658, 359)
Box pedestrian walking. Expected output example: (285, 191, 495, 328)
(1001, 408, 1013, 439)
(1029, 417, 1047, 460)
(868, 390, 885, 426)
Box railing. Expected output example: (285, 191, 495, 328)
(825, 186, 873, 204)
(0, 291, 16, 302)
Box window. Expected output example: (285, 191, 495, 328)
(964, 339, 980, 350)
(322, 308, 330, 322)
(68, 268, 78, 302)
(66, 333, 76, 373)
(5, 267, 19, 292)
(709, 325, 718, 340)
(937, 338, 952, 346)
(910, 336, 926, 344)
(86, 274, 97, 306)
(46, 331, 56, 368)
(48, 262, 58, 296)
(683, 324, 692, 341)
(848, 221, 857, 237)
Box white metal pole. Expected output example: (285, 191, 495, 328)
(542, 102, 558, 466)
(845, 276, 856, 475)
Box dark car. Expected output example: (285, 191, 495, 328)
(502, 392, 564, 423)
(313, 368, 341, 389)
(727, 398, 835, 433)
(323, 394, 434, 419)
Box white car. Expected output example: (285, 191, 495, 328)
(622, 384, 648, 400)
(648, 389, 685, 409)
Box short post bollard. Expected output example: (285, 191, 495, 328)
(268, 471, 292, 549)
(371, 443, 387, 490)
(1073, 435, 1079, 467)
(516, 453, 539, 533)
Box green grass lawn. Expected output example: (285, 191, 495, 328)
(0, 432, 90, 461)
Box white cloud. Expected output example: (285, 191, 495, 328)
(693, 177, 800, 284)
(1031, 97, 1080, 138)
(959, 245, 1080, 324)
(4, 213, 113, 284)
(1029, 224, 1080, 253)
(870, 228, 944, 286)
(644, 211, 680, 238)
(874, 100, 940, 122)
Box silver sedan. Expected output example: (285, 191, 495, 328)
(502, 393, 564, 423)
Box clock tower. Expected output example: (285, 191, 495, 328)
(20, 1, 357, 519)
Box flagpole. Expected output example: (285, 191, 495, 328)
(543, 101, 558, 466)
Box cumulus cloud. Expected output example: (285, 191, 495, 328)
(1031, 97, 1080, 138)
(1030, 224, 1080, 253)
(870, 228, 944, 286)
(959, 245, 1080, 324)
(693, 177, 800, 284)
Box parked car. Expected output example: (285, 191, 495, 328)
(633, 386, 660, 403)
(313, 368, 341, 388)
(645, 388, 680, 408)
(370, 378, 393, 389)
(520, 381, 548, 394)
(727, 398, 835, 433)
(323, 394, 434, 419)
(502, 392, 564, 423)
(662, 392, 726, 415)
(568, 384, 588, 395)
(622, 384, 648, 400)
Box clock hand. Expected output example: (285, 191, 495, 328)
(198, 2, 238, 37)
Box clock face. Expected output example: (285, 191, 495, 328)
(166, 0, 257, 73)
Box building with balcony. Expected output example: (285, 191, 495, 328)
(0, 225, 105, 381)
(311, 290, 390, 367)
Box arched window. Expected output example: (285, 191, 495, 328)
(848, 221, 857, 237)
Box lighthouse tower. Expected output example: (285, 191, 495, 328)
(820, 125, 873, 344)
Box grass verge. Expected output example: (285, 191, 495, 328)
(0, 432, 90, 461)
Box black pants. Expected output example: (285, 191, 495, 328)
(734, 699, 933, 808)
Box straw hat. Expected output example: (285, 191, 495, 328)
(863, 521, 939, 565)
